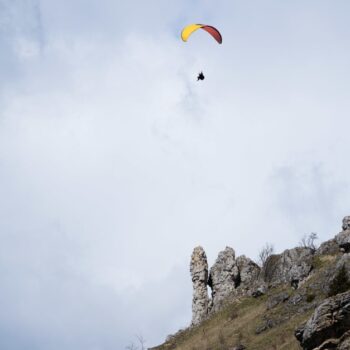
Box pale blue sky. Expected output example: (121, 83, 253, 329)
(1, 1, 350, 348)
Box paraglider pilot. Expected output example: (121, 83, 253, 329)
(197, 72, 205, 81)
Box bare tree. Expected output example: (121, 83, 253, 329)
(136, 335, 146, 350)
(126, 335, 146, 350)
(258, 243, 274, 267)
(299, 232, 318, 251)
(125, 343, 138, 350)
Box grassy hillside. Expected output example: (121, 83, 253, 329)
(151, 254, 339, 350)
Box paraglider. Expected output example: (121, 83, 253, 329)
(197, 72, 205, 81)
(181, 24, 222, 80)
(181, 24, 222, 44)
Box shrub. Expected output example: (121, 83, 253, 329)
(299, 232, 318, 251)
(328, 264, 350, 297)
(229, 309, 238, 321)
(306, 293, 315, 303)
(258, 243, 274, 267)
(218, 330, 229, 350)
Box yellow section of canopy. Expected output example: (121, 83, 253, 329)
(181, 24, 203, 42)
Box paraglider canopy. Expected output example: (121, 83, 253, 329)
(181, 24, 222, 44)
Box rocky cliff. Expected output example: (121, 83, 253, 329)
(295, 290, 350, 350)
(191, 242, 314, 325)
(151, 215, 350, 350)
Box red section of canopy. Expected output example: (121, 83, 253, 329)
(201, 25, 222, 44)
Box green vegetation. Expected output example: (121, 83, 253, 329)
(328, 264, 350, 297)
(306, 293, 315, 303)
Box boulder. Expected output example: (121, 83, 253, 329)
(289, 293, 304, 306)
(230, 346, 246, 350)
(208, 247, 239, 311)
(295, 290, 350, 350)
(255, 316, 280, 334)
(335, 230, 350, 253)
(236, 255, 261, 290)
(252, 284, 267, 298)
(315, 238, 339, 256)
(324, 254, 350, 297)
(313, 338, 341, 349)
(338, 333, 350, 350)
(333, 216, 350, 253)
(190, 246, 209, 325)
(262, 247, 314, 287)
(266, 291, 290, 310)
(336, 253, 350, 277)
(342, 216, 350, 231)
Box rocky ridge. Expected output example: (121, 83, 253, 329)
(191, 244, 314, 325)
(151, 216, 350, 350)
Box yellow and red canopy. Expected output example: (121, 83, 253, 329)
(181, 24, 222, 44)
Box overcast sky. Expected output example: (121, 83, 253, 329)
(1, 0, 350, 349)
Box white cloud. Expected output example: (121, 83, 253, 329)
(1, 0, 350, 348)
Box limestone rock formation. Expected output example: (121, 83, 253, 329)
(208, 247, 239, 311)
(190, 246, 209, 325)
(335, 218, 350, 252)
(295, 290, 350, 350)
(262, 247, 313, 288)
(338, 335, 350, 350)
(342, 216, 350, 230)
(336, 233, 350, 252)
(235, 255, 261, 295)
(315, 238, 339, 256)
(151, 215, 350, 350)
(337, 253, 350, 275)
(188, 217, 350, 329)
(316, 216, 350, 255)
(236, 255, 260, 287)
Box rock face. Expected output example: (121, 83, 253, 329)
(295, 290, 350, 350)
(338, 335, 350, 350)
(336, 229, 350, 253)
(333, 216, 350, 253)
(315, 238, 339, 256)
(190, 246, 209, 325)
(236, 255, 260, 288)
(262, 247, 314, 287)
(208, 247, 239, 311)
(188, 216, 350, 328)
(337, 253, 350, 275)
(190, 246, 262, 322)
(342, 216, 350, 230)
(154, 215, 350, 350)
(235, 255, 261, 296)
(190, 245, 314, 323)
